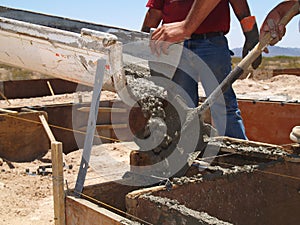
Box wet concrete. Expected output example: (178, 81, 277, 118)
(131, 194, 232, 225)
(124, 64, 206, 179)
(125, 139, 300, 225)
(124, 65, 183, 166)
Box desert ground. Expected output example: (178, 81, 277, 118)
(0, 56, 299, 225)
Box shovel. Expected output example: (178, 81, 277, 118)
(181, 2, 300, 170)
(130, 4, 299, 181)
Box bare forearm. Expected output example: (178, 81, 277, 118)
(276, 0, 300, 17)
(149, 0, 222, 55)
(260, 0, 300, 46)
(141, 8, 162, 33)
(262, 1, 299, 29)
(182, 0, 222, 36)
(229, 0, 251, 21)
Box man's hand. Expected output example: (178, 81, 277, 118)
(262, 18, 286, 46)
(260, 1, 299, 46)
(149, 0, 222, 56)
(150, 21, 191, 56)
(260, 5, 286, 46)
(243, 28, 262, 69)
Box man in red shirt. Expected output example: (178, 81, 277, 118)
(141, 0, 260, 139)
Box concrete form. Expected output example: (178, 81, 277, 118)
(1, 6, 300, 225)
(1, 83, 299, 161)
(64, 138, 300, 225)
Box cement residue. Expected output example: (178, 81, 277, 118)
(141, 194, 232, 225)
(124, 64, 151, 79)
(120, 220, 141, 225)
(210, 138, 289, 158)
(171, 164, 259, 185)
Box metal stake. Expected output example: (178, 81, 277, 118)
(74, 59, 105, 196)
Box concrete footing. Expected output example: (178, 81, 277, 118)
(66, 138, 300, 225)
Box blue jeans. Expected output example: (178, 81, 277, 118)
(172, 35, 247, 139)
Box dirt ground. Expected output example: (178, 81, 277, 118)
(0, 73, 300, 225)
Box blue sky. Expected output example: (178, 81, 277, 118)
(0, 0, 299, 48)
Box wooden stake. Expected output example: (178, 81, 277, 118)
(0, 108, 18, 114)
(77, 106, 127, 113)
(39, 114, 56, 142)
(0, 91, 11, 105)
(51, 141, 66, 225)
(47, 81, 55, 96)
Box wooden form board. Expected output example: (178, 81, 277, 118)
(0, 111, 49, 162)
(1, 97, 298, 162)
(238, 100, 300, 145)
(273, 68, 300, 77)
(64, 139, 300, 225)
(65, 196, 136, 225)
(125, 157, 300, 225)
(2, 78, 92, 99)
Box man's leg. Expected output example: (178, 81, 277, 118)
(172, 67, 199, 108)
(190, 36, 247, 139)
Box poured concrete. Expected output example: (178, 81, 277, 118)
(125, 138, 300, 225)
(64, 138, 300, 225)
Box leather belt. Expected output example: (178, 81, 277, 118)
(190, 32, 224, 40)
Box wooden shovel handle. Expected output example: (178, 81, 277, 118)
(239, 2, 300, 70)
(197, 2, 299, 114)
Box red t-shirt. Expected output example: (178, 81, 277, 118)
(146, 0, 230, 34)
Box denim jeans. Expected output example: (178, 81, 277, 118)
(172, 35, 247, 139)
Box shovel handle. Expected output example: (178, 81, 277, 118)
(239, 1, 299, 70)
(197, 2, 299, 114)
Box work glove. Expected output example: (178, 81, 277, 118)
(241, 16, 262, 69)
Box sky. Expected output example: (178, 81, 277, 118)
(0, 0, 299, 49)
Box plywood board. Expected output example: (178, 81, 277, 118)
(239, 100, 300, 145)
(0, 111, 49, 162)
(65, 196, 137, 225)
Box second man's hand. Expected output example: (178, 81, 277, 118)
(259, 1, 299, 46)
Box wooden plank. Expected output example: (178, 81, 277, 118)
(51, 141, 65, 225)
(82, 180, 138, 212)
(39, 114, 56, 142)
(78, 124, 130, 143)
(79, 124, 128, 131)
(239, 100, 300, 145)
(0, 111, 49, 162)
(273, 68, 300, 77)
(216, 136, 284, 149)
(77, 107, 127, 113)
(65, 196, 135, 225)
(126, 162, 300, 225)
(2, 79, 92, 99)
(47, 81, 55, 96)
(0, 108, 18, 114)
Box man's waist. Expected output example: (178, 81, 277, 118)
(190, 32, 224, 40)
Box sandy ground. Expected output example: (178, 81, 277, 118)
(0, 142, 135, 225)
(0, 74, 300, 225)
(233, 74, 300, 101)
